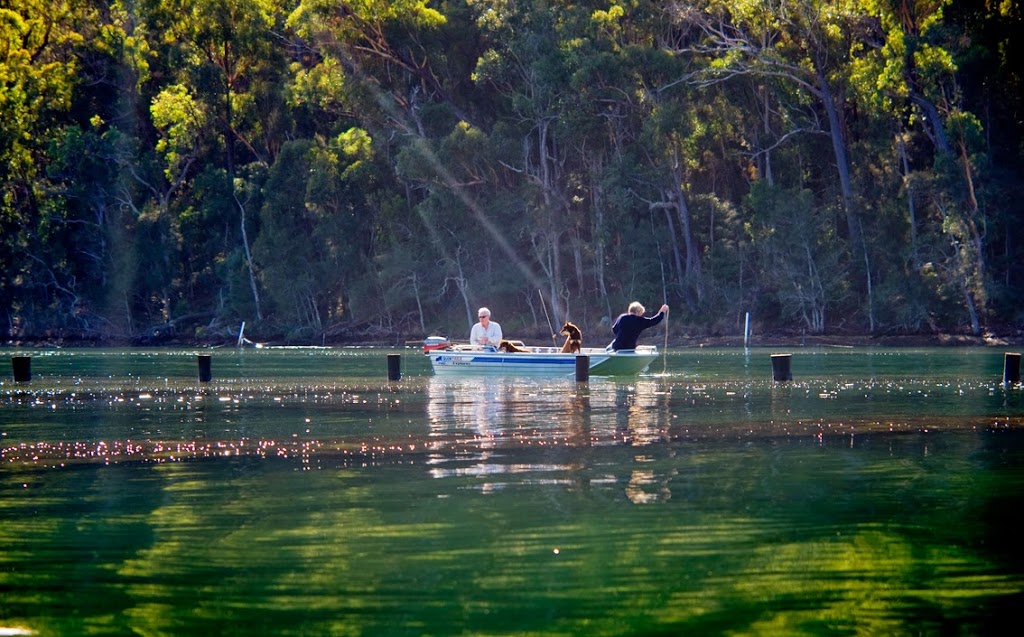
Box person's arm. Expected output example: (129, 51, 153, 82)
(470, 324, 483, 345)
(645, 308, 668, 328)
(492, 322, 503, 343)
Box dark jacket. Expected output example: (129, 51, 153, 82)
(610, 311, 665, 350)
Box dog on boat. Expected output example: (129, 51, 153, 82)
(560, 322, 583, 353)
(498, 339, 530, 353)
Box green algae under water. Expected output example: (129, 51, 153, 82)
(2, 346, 1023, 635)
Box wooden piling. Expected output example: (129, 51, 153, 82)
(197, 354, 212, 382)
(1004, 352, 1021, 385)
(771, 354, 792, 382)
(12, 356, 31, 383)
(387, 354, 402, 381)
(575, 355, 589, 382)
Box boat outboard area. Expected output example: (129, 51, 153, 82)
(423, 335, 452, 353)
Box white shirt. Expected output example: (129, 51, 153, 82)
(470, 320, 502, 348)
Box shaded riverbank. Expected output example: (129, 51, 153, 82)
(6, 330, 1023, 350)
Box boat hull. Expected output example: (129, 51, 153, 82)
(428, 346, 658, 377)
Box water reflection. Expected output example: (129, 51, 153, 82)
(425, 376, 589, 491)
(625, 454, 679, 504)
(424, 376, 685, 502)
(425, 376, 677, 449)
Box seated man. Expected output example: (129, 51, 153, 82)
(470, 307, 503, 350)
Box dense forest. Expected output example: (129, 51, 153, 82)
(2, 0, 1022, 345)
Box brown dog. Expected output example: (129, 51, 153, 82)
(498, 339, 530, 353)
(560, 322, 583, 353)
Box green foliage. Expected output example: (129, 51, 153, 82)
(745, 183, 847, 334)
(1, 0, 1022, 342)
(151, 84, 206, 181)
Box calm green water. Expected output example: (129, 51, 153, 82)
(2, 347, 1023, 635)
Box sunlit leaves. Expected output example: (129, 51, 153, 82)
(847, 0, 957, 110)
(336, 127, 372, 161)
(288, 0, 446, 54)
(914, 42, 955, 79)
(945, 110, 983, 153)
(289, 57, 347, 112)
(592, 3, 625, 29)
(466, 0, 516, 32)
(0, 2, 79, 183)
(290, 0, 445, 33)
(151, 85, 206, 182)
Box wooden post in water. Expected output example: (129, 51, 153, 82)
(11, 356, 31, 383)
(771, 354, 792, 382)
(197, 354, 212, 382)
(387, 354, 402, 381)
(1004, 352, 1021, 385)
(575, 355, 589, 382)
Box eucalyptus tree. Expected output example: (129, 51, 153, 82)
(135, 0, 294, 325)
(288, 0, 512, 333)
(0, 1, 76, 207)
(469, 0, 591, 323)
(288, 0, 475, 133)
(851, 0, 993, 334)
(676, 0, 878, 329)
(394, 120, 532, 333)
(945, 0, 1024, 320)
(252, 133, 377, 338)
(559, 44, 636, 322)
(587, 2, 754, 315)
(0, 0, 117, 335)
(745, 182, 845, 332)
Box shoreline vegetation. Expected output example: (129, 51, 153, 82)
(5, 328, 1023, 350)
(2, 2, 1022, 351)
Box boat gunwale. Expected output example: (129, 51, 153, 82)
(427, 345, 658, 376)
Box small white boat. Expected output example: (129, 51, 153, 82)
(424, 339, 659, 377)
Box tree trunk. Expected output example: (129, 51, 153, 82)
(816, 63, 877, 332)
(898, 134, 920, 268)
(964, 287, 981, 336)
(816, 64, 860, 252)
(654, 202, 685, 295)
(220, 39, 263, 321)
(912, 94, 952, 156)
(452, 249, 472, 333)
(669, 144, 701, 283)
(761, 85, 774, 186)
(571, 227, 584, 315)
(411, 272, 425, 334)
(592, 180, 612, 320)
(864, 246, 875, 334)
(676, 192, 701, 282)
(235, 191, 263, 320)
(531, 230, 564, 329)
(958, 139, 985, 280)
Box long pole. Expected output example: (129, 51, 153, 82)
(661, 307, 669, 375)
(538, 289, 557, 346)
(658, 256, 669, 375)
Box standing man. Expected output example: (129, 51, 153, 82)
(470, 307, 503, 349)
(609, 302, 669, 351)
